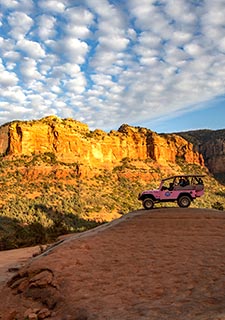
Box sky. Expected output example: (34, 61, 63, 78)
(0, 0, 225, 133)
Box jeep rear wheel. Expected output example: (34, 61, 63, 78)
(143, 198, 154, 210)
(177, 195, 191, 208)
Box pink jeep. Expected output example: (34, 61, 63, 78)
(138, 175, 204, 209)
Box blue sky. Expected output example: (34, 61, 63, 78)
(0, 0, 224, 133)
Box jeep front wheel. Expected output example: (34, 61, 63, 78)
(177, 195, 191, 208)
(143, 198, 154, 210)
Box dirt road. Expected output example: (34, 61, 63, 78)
(1, 208, 225, 320)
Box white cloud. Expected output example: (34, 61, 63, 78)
(38, 0, 66, 13)
(90, 51, 118, 70)
(98, 35, 129, 51)
(16, 39, 46, 59)
(87, 0, 129, 67)
(50, 85, 61, 94)
(7, 11, 33, 40)
(3, 50, 21, 62)
(91, 74, 114, 88)
(0, 0, 19, 9)
(53, 37, 89, 64)
(164, 0, 200, 31)
(202, 1, 225, 26)
(129, 0, 165, 31)
(172, 31, 192, 46)
(64, 76, 86, 94)
(51, 6, 93, 40)
(66, 6, 93, 23)
(19, 58, 42, 81)
(128, 0, 155, 20)
(0, 0, 34, 12)
(0, 67, 18, 87)
(0, 86, 26, 103)
(26, 93, 45, 106)
(138, 32, 161, 48)
(65, 25, 91, 39)
(37, 15, 56, 40)
(218, 37, 225, 52)
(184, 43, 204, 56)
(51, 63, 80, 78)
(38, 53, 58, 75)
(0, 37, 15, 55)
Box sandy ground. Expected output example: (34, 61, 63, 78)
(1, 208, 225, 320)
(0, 246, 41, 285)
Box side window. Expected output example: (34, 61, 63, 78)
(161, 180, 174, 190)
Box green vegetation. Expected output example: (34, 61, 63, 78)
(212, 201, 224, 211)
(0, 154, 224, 250)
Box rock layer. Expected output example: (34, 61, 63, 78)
(0, 116, 204, 168)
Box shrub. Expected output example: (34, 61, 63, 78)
(212, 201, 224, 211)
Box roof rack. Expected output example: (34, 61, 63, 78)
(162, 174, 205, 181)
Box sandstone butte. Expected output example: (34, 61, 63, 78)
(1, 208, 225, 320)
(0, 116, 204, 169)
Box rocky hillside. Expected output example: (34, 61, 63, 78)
(0, 116, 203, 170)
(176, 129, 225, 181)
(0, 116, 224, 250)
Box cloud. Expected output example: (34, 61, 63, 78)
(88, 0, 130, 75)
(51, 63, 80, 78)
(0, 70, 18, 87)
(64, 6, 94, 39)
(98, 35, 129, 51)
(0, 37, 15, 55)
(0, 0, 225, 131)
(0, 0, 34, 12)
(0, 86, 26, 103)
(0, 60, 18, 86)
(49, 37, 89, 64)
(38, 0, 66, 13)
(7, 11, 33, 40)
(64, 76, 86, 94)
(37, 15, 56, 40)
(19, 58, 42, 81)
(0, 0, 19, 10)
(16, 39, 46, 59)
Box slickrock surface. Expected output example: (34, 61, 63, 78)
(1, 208, 225, 320)
(0, 246, 40, 285)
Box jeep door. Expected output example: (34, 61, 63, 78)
(159, 179, 177, 200)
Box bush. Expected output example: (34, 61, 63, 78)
(212, 201, 224, 211)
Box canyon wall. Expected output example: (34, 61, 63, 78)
(177, 129, 225, 174)
(0, 116, 204, 168)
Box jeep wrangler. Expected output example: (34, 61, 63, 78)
(138, 175, 204, 209)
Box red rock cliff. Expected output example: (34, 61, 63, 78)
(0, 116, 204, 167)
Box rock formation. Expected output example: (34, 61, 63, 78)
(0, 116, 204, 169)
(176, 129, 225, 175)
(1, 208, 225, 319)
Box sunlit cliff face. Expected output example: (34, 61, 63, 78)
(0, 116, 204, 168)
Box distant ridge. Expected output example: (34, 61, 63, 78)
(175, 129, 225, 181)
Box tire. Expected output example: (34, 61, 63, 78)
(143, 198, 154, 210)
(177, 195, 191, 208)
